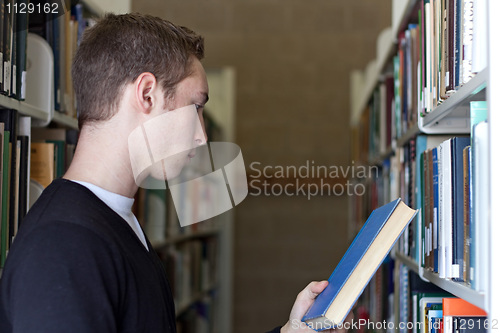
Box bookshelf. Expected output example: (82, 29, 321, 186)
(487, 0, 500, 324)
(394, 252, 485, 309)
(350, 0, 498, 329)
(0, 94, 50, 124)
(0, 2, 84, 276)
(0, 94, 78, 129)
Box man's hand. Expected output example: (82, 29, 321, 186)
(280, 281, 352, 333)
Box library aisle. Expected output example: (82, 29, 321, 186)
(3, 0, 498, 333)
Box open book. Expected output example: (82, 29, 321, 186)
(302, 198, 417, 331)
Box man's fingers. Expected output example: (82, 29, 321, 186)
(307, 280, 328, 297)
(296, 280, 328, 303)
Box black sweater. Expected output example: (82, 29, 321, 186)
(0, 179, 176, 333)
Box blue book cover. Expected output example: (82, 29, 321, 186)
(451, 137, 470, 281)
(415, 136, 428, 266)
(302, 198, 416, 330)
(432, 147, 439, 273)
(429, 310, 443, 333)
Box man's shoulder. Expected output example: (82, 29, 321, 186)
(29, 178, 111, 220)
(23, 178, 122, 236)
(3, 181, 129, 282)
(8, 179, 131, 262)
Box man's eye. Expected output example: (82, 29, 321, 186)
(195, 104, 202, 110)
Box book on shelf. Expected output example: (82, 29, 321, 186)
(0, 108, 16, 262)
(411, 135, 451, 265)
(0, 111, 26, 267)
(427, 309, 442, 333)
(392, 0, 487, 118)
(14, 0, 28, 101)
(471, 0, 487, 73)
(0, 0, 4, 93)
(0, 0, 28, 100)
(468, 101, 487, 289)
(409, 270, 451, 329)
(16, 116, 30, 230)
(30, 141, 55, 188)
(451, 137, 470, 282)
(0, 122, 5, 267)
(31, 127, 68, 179)
(411, 134, 477, 283)
(8, 3, 16, 99)
(419, 297, 443, 333)
(462, 145, 471, 284)
(471, 120, 488, 292)
(26, 1, 96, 116)
(302, 198, 417, 330)
(2, 0, 14, 96)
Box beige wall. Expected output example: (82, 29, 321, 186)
(132, 1, 391, 332)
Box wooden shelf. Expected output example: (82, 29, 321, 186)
(0, 95, 78, 129)
(422, 270, 485, 310)
(366, 70, 487, 163)
(0, 94, 50, 123)
(396, 123, 420, 147)
(394, 251, 420, 273)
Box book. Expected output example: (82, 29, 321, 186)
(451, 137, 470, 281)
(0, 108, 17, 254)
(419, 296, 444, 332)
(469, 102, 487, 290)
(463, 145, 471, 284)
(14, 0, 28, 100)
(427, 309, 442, 333)
(471, 0, 486, 73)
(16, 115, 30, 230)
(0, 122, 5, 268)
(301, 198, 417, 330)
(31, 127, 67, 178)
(439, 139, 452, 279)
(442, 297, 486, 316)
(0, 0, 4, 93)
(471, 121, 488, 291)
(30, 141, 55, 188)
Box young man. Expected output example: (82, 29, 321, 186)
(0, 13, 338, 333)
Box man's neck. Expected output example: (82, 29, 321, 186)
(63, 124, 139, 198)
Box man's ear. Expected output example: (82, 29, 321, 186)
(135, 72, 159, 114)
